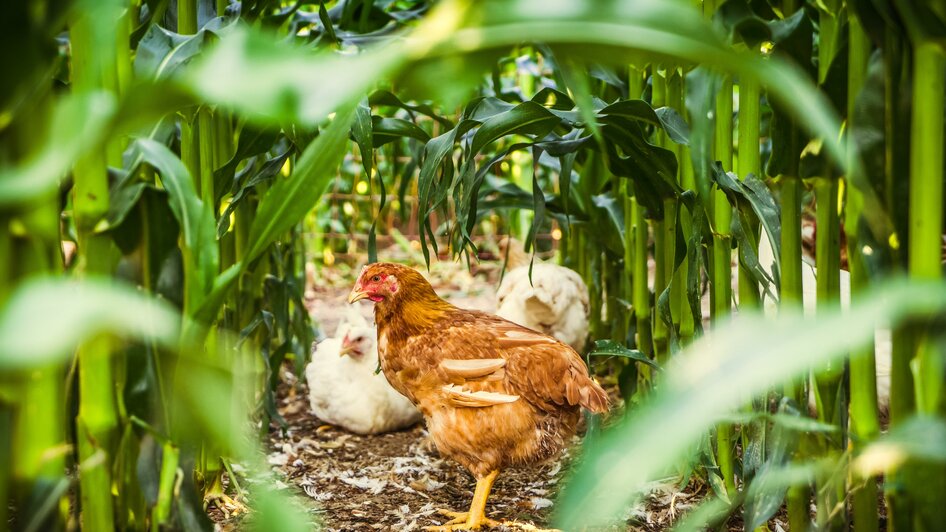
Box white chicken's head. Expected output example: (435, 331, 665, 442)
(339, 325, 375, 359)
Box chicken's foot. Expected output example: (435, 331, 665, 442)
(424, 470, 500, 531)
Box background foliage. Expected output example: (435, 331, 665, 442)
(1, 0, 945, 530)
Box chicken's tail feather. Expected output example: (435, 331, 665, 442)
(565, 367, 609, 413)
(580, 379, 610, 413)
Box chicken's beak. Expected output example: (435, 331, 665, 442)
(339, 337, 354, 357)
(347, 285, 368, 304)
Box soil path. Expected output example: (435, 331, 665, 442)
(213, 258, 736, 530)
(268, 377, 574, 531)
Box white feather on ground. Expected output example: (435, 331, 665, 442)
(495, 237, 590, 352)
(306, 308, 422, 435)
(758, 229, 890, 413)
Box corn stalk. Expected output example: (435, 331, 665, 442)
(71, 4, 122, 529)
(845, 11, 880, 532)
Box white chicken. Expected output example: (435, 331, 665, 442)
(305, 308, 422, 435)
(758, 229, 891, 413)
(494, 237, 590, 352)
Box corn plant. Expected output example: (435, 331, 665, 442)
(2, 0, 946, 531)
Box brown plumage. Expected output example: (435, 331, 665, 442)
(348, 262, 608, 530)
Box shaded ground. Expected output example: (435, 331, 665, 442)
(262, 370, 725, 532)
(288, 260, 574, 530)
(268, 375, 568, 531)
(209, 254, 791, 530)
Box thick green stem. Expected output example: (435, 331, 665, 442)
(628, 62, 651, 379)
(813, 177, 842, 417)
(662, 196, 677, 343)
(846, 15, 880, 532)
(178, 0, 198, 34)
(908, 42, 945, 411)
(737, 77, 761, 309)
(652, 215, 668, 360)
(668, 68, 694, 342)
(780, 178, 803, 322)
(903, 40, 946, 531)
(509, 47, 536, 241)
(882, 27, 914, 532)
(620, 179, 633, 344)
(813, 176, 844, 532)
(623, 66, 645, 347)
(2, 93, 66, 530)
(651, 67, 669, 360)
(198, 108, 216, 211)
(71, 8, 120, 530)
(712, 75, 737, 498)
(632, 195, 652, 359)
(152, 443, 180, 532)
(13, 365, 65, 528)
(179, 0, 201, 204)
(0, 406, 10, 529)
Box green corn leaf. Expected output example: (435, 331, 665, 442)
(317, 0, 339, 46)
(244, 105, 356, 265)
(654, 106, 691, 145)
(216, 150, 291, 237)
(525, 154, 546, 253)
(469, 100, 561, 155)
(557, 57, 602, 145)
(599, 100, 676, 137)
(371, 117, 431, 146)
(367, 149, 388, 265)
(416, 128, 462, 267)
(713, 167, 780, 297)
(136, 138, 219, 302)
(104, 172, 148, 229)
(368, 89, 454, 127)
(352, 96, 374, 179)
(212, 124, 282, 202)
(185, 27, 404, 126)
(135, 22, 221, 81)
(588, 340, 660, 370)
(531, 86, 576, 110)
(590, 193, 627, 255)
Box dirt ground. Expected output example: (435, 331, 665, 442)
(208, 255, 785, 531)
(281, 259, 579, 531)
(257, 366, 747, 532)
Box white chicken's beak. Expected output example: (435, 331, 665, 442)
(347, 285, 369, 304)
(339, 336, 355, 357)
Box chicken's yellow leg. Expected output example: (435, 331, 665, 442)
(426, 470, 501, 530)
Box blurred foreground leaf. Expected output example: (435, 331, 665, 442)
(555, 279, 946, 528)
(0, 277, 180, 369)
(0, 93, 116, 206)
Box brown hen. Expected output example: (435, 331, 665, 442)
(348, 262, 608, 530)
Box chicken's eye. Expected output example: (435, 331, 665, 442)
(371, 275, 381, 282)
